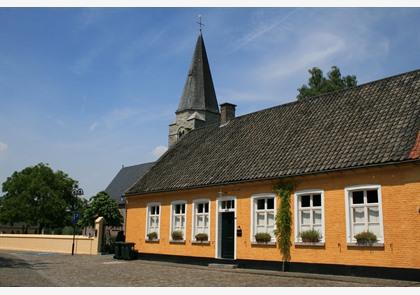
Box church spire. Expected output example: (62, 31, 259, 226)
(168, 31, 221, 147)
(176, 33, 219, 114)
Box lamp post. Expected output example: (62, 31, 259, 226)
(71, 187, 84, 256)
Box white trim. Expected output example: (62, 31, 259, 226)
(169, 200, 187, 241)
(191, 198, 211, 242)
(250, 193, 277, 243)
(294, 190, 325, 243)
(215, 195, 237, 260)
(145, 202, 161, 240)
(344, 184, 384, 243)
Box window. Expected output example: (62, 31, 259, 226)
(345, 185, 383, 243)
(192, 200, 210, 240)
(170, 201, 186, 240)
(294, 191, 324, 242)
(146, 203, 160, 239)
(220, 200, 235, 210)
(251, 194, 276, 242)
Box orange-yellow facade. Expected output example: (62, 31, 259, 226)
(126, 163, 420, 269)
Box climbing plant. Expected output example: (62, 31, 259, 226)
(273, 182, 294, 271)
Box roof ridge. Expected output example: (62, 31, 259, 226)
(230, 68, 420, 121)
(121, 162, 155, 169)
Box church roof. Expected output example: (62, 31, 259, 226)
(105, 162, 155, 203)
(176, 33, 219, 114)
(127, 69, 420, 195)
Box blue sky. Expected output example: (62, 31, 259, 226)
(1, 7, 420, 198)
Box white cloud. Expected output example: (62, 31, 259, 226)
(89, 121, 98, 132)
(0, 142, 8, 153)
(152, 145, 168, 159)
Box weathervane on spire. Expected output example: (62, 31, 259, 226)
(197, 14, 204, 33)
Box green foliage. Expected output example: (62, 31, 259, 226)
(273, 183, 294, 267)
(297, 66, 357, 101)
(354, 231, 377, 245)
(255, 232, 272, 243)
(171, 230, 183, 241)
(0, 163, 79, 233)
(147, 231, 158, 241)
(78, 191, 123, 227)
(300, 229, 320, 243)
(195, 233, 208, 242)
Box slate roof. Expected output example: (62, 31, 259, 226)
(176, 33, 219, 114)
(105, 162, 155, 203)
(128, 69, 420, 195)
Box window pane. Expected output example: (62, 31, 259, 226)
(231, 200, 235, 209)
(301, 195, 310, 207)
(257, 213, 265, 226)
(198, 203, 203, 213)
(313, 210, 322, 225)
(181, 204, 185, 214)
(257, 199, 265, 210)
(301, 211, 310, 225)
(368, 207, 379, 223)
(156, 206, 159, 215)
(267, 198, 274, 209)
(301, 225, 311, 232)
(353, 207, 365, 223)
(204, 215, 209, 226)
(151, 206, 155, 215)
(221, 201, 225, 209)
(313, 225, 322, 236)
(367, 190, 378, 203)
(312, 194, 321, 207)
(204, 202, 209, 213)
(181, 216, 185, 227)
(352, 191, 364, 204)
(175, 204, 180, 214)
(368, 223, 380, 238)
(175, 216, 181, 227)
(267, 212, 274, 226)
(227, 200, 231, 209)
(197, 215, 204, 227)
(353, 223, 365, 236)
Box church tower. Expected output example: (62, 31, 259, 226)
(168, 33, 220, 147)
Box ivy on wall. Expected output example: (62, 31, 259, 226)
(273, 182, 294, 271)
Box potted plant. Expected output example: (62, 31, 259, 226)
(300, 229, 320, 243)
(354, 231, 377, 246)
(171, 230, 184, 241)
(147, 231, 158, 241)
(255, 232, 272, 243)
(195, 233, 208, 242)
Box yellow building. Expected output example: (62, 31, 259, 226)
(125, 33, 420, 281)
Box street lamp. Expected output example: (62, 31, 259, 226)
(71, 187, 84, 256)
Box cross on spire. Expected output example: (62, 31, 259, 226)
(197, 14, 204, 32)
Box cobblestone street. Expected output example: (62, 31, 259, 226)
(0, 250, 419, 287)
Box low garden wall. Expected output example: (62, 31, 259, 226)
(0, 217, 104, 255)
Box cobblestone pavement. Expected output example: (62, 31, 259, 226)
(0, 250, 419, 287)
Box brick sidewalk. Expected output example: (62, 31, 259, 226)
(0, 250, 418, 287)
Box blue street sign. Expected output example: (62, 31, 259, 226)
(72, 212, 80, 224)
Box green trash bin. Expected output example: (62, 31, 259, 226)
(121, 242, 136, 260)
(113, 242, 124, 259)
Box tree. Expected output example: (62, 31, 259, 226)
(297, 66, 357, 101)
(0, 163, 79, 233)
(79, 191, 123, 227)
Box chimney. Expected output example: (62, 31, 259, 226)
(220, 103, 236, 125)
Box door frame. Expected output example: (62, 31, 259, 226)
(215, 196, 237, 260)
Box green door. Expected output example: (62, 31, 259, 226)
(221, 212, 235, 259)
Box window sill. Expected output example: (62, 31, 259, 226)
(169, 240, 185, 244)
(295, 242, 325, 247)
(192, 240, 210, 245)
(145, 239, 160, 243)
(251, 241, 276, 246)
(347, 242, 384, 248)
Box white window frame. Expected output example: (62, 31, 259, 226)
(344, 185, 384, 244)
(191, 199, 211, 242)
(294, 190, 325, 243)
(169, 200, 187, 241)
(250, 193, 277, 243)
(145, 202, 161, 240)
